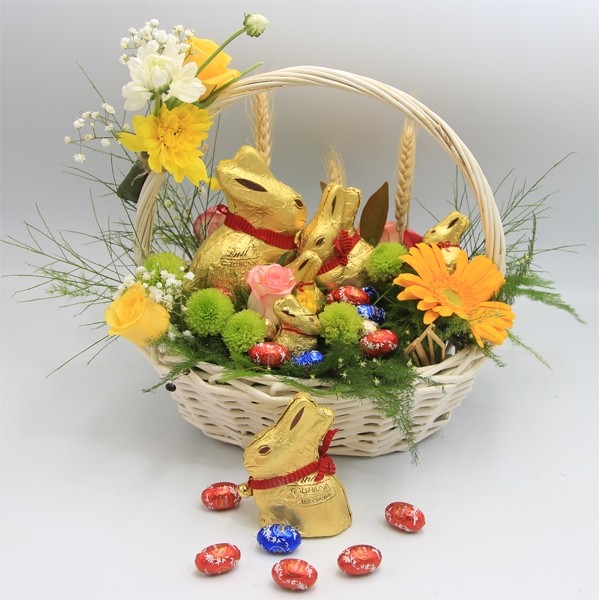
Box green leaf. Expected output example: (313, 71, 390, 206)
(359, 182, 389, 246)
(276, 250, 296, 265)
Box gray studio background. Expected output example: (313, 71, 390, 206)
(1, 1, 598, 599)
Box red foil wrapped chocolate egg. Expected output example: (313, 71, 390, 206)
(359, 329, 399, 358)
(195, 543, 241, 575)
(326, 286, 371, 305)
(337, 544, 382, 576)
(385, 501, 426, 532)
(248, 342, 291, 366)
(201, 482, 241, 511)
(271, 558, 318, 591)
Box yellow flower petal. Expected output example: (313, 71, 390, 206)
(105, 283, 170, 346)
(185, 38, 241, 100)
(120, 104, 213, 186)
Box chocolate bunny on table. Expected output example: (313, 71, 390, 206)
(296, 182, 374, 289)
(241, 392, 352, 538)
(189, 145, 307, 292)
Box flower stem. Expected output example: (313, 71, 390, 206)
(196, 61, 264, 108)
(193, 26, 248, 76)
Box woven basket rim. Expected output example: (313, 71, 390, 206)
(207, 65, 506, 272)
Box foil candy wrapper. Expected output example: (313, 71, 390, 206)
(189, 146, 306, 292)
(292, 350, 324, 367)
(272, 558, 318, 590)
(256, 524, 302, 554)
(357, 304, 386, 324)
(243, 392, 352, 538)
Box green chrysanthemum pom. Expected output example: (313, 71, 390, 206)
(366, 242, 408, 282)
(144, 252, 187, 277)
(318, 302, 365, 345)
(221, 309, 267, 354)
(184, 288, 235, 336)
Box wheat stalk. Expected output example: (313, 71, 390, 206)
(324, 146, 346, 186)
(251, 90, 273, 166)
(395, 118, 417, 239)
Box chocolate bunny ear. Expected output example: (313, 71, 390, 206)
(281, 393, 334, 438)
(338, 187, 362, 231)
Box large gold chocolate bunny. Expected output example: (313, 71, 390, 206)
(241, 392, 352, 538)
(189, 145, 307, 292)
(296, 183, 373, 289)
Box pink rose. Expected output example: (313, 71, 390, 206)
(246, 264, 296, 323)
(379, 221, 402, 243)
(193, 206, 226, 242)
(378, 221, 423, 247)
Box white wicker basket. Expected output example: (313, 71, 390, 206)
(140, 66, 505, 457)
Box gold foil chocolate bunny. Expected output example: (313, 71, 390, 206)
(273, 294, 323, 354)
(241, 392, 352, 538)
(422, 210, 470, 272)
(189, 145, 307, 292)
(286, 250, 324, 314)
(297, 183, 373, 289)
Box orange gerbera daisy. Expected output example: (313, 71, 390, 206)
(393, 243, 515, 347)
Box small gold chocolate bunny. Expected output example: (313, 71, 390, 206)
(273, 295, 323, 354)
(422, 210, 470, 272)
(297, 183, 373, 288)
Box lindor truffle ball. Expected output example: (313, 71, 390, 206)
(200, 482, 242, 511)
(195, 543, 241, 575)
(385, 501, 426, 532)
(248, 342, 291, 366)
(337, 544, 382, 576)
(272, 558, 318, 591)
(360, 329, 399, 358)
(326, 286, 371, 305)
(256, 524, 301, 554)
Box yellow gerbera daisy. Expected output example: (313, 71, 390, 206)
(120, 104, 213, 186)
(393, 243, 515, 347)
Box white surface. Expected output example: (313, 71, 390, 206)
(1, 1, 598, 599)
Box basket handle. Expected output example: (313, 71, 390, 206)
(209, 66, 506, 272)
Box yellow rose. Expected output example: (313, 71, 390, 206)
(184, 38, 241, 100)
(105, 283, 170, 346)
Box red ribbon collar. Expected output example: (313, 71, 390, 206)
(317, 230, 361, 276)
(217, 204, 297, 250)
(247, 429, 339, 491)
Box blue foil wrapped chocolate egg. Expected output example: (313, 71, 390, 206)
(292, 350, 324, 367)
(257, 524, 302, 554)
(357, 304, 386, 324)
(361, 286, 380, 303)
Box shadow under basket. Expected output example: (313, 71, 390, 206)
(140, 345, 488, 457)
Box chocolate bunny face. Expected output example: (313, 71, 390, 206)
(273, 295, 322, 335)
(216, 145, 307, 234)
(296, 183, 373, 288)
(244, 393, 334, 479)
(296, 183, 361, 260)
